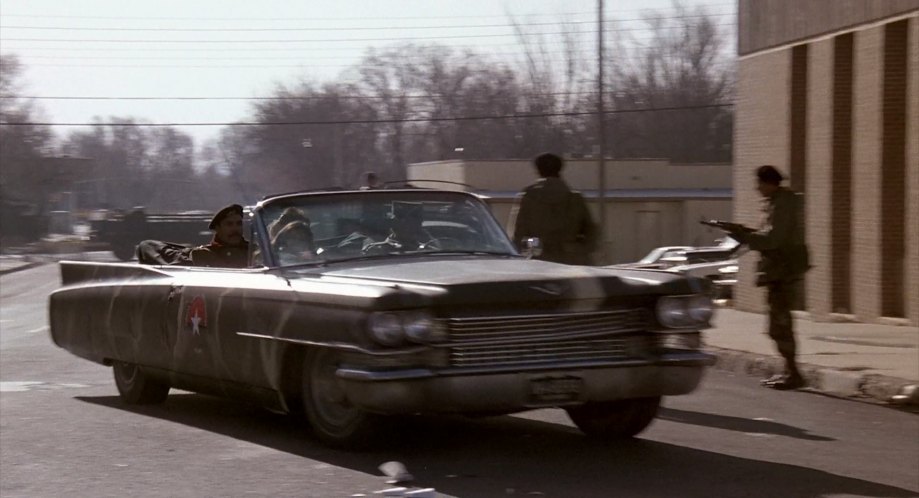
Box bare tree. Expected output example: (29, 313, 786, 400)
(353, 45, 424, 179)
(0, 54, 55, 210)
(605, 2, 734, 162)
(507, 13, 595, 158)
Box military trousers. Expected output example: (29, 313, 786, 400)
(766, 279, 801, 377)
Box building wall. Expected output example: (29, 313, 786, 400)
(410, 159, 732, 193)
(804, 38, 834, 316)
(739, 0, 919, 55)
(851, 25, 888, 320)
(906, 18, 919, 324)
(734, 49, 791, 314)
(736, 8, 918, 325)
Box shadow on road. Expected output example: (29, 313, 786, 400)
(658, 407, 835, 441)
(77, 394, 916, 498)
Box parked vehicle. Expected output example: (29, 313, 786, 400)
(628, 246, 695, 269)
(90, 207, 214, 261)
(50, 188, 716, 448)
(666, 238, 744, 300)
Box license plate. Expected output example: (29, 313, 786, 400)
(528, 375, 583, 405)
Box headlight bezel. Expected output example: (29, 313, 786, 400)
(367, 310, 443, 347)
(367, 312, 405, 346)
(655, 294, 714, 329)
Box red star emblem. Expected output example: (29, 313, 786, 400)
(185, 296, 207, 335)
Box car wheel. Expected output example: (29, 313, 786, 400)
(112, 361, 170, 404)
(301, 347, 384, 448)
(565, 396, 661, 439)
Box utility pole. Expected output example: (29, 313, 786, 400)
(597, 0, 607, 263)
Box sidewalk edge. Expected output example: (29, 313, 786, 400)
(0, 261, 46, 276)
(706, 346, 919, 407)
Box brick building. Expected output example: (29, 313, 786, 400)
(734, 1, 919, 325)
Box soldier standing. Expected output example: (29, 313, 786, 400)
(512, 153, 596, 265)
(728, 165, 810, 390)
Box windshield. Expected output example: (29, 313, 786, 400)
(257, 190, 518, 266)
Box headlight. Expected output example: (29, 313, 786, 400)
(687, 294, 714, 323)
(656, 294, 714, 328)
(368, 312, 404, 346)
(656, 296, 689, 327)
(404, 311, 446, 343)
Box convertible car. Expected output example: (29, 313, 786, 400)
(50, 188, 716, 448)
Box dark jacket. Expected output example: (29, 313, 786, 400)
(734, 187, 809, 284)
(513, 177, 597, 265)
(190, 238, 250, 268)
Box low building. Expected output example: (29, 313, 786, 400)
(408, 159, 732, 265)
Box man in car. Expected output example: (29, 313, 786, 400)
(190, 203, 249, 268)
(272, 219, 315, 264)
(362, 201, 434, 252)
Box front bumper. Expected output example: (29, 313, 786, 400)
(336, 351, 715, 414)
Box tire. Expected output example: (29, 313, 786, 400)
(565, 396, 661, 440)
(301, 347, 385, 449)
(112, 361, 170, 404)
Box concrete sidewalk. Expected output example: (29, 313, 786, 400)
(705, 307, 919, 406)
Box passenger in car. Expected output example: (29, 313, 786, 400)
(267, 207, 310, 241)
(189, 204, 249, 268)
(362, 201, 434, 252)
(272, 220, 316, 264)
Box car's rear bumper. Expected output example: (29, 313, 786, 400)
(336, 352, 715, 414)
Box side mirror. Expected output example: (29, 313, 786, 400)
(522, 237, 543, 259)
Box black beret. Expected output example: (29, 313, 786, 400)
(209, 204, 243, 229)
(756, 165, 785, 185)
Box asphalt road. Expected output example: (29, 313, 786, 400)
(1, 264, 917, 498)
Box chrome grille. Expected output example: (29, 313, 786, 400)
(449, 335, 650, 368)
(441, 309, 650, 368)
(443, 309, 646, 342)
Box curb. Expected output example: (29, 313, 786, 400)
(0, 261, 46, 276)
(706, 346, 919, 408)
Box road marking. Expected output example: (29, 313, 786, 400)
(0, 382, 43, 392)
(27, 326, 49, 335)
(0, 381, 91, 392)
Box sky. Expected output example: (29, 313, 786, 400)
(0, 0, 736, 146)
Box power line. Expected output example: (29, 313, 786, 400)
(0, 13, 733, 33)
(0, 22, 735, 44)
(0, 20, 594, 32)
(0, 4, 735, 22)
(0, 103, 733, 127)
(1, 91, 603, 101)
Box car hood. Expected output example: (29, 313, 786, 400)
(288, 257, 701, 306)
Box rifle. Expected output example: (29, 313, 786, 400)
(700, 219, 755, 234)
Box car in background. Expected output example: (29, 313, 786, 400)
(49, 187, 716, 449)
(666, 238, 744, 301)
(629, 246, 695, 269)
(611, 238, 742, 300)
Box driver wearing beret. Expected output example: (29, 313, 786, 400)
(190, 204, 250, 268)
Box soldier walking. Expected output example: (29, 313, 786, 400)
(727, 165, 810, 390)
